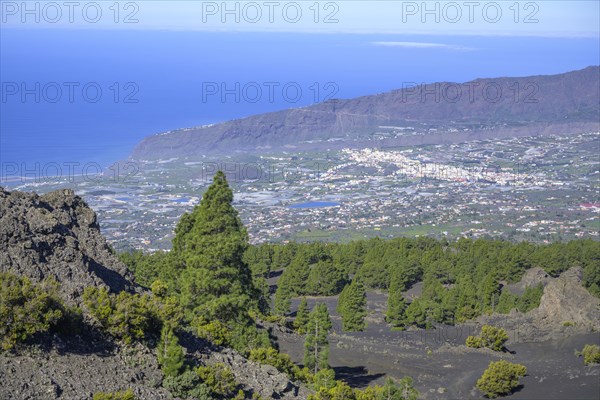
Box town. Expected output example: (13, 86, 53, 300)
(4, 131, 598, 252)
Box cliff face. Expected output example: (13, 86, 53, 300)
(534, 267, 600, 332)
(0, 187, 137, 305)
(131, 66, 600, 159)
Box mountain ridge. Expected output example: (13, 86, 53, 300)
(131, 66, 600, 160)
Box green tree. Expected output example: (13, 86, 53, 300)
(176, 171, 262, 324)
(495, 291, 517, 314)
(294, 297, 310, 333)
(274, 284, 292, 316)
(479, 272, 501, 313)
(476, 360, 527, 398)
(386, 268, 408, 328)
(313, 368, 337, 391)
(307, 260, 347, 296)
(516, 284, 544, 312)
(338, 280, 367, 332)
(157, 326, 185, 377)
(378, 377, 419, 400)
(303, 303, 332, 374)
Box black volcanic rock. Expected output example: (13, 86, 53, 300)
(0, 187, 137, 305)
(131, 67, 600, 159)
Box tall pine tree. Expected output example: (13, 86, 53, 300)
(307, 259, 347, 296)
(338, 279, 367, 332)
(175, 171, 257, 323)
(293, 297, 310, 333)
(303, 303, 332, 374)
(386, 267, 408, 328)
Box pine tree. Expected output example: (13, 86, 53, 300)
(282, 253, 311, 296)
(176, 171, 257, 323)
(293, 297, 310, 333)
(274, 285, 292, 316)
(157, 326, 185, 377)
(336, 284, 349, 315)
(339, 279, 367, 332)
(307, 259, 347, 296)
(386, 268, 407, 328)
(303, 303, 332, 374)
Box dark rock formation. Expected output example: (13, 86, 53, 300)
(0, 187, 137, 305)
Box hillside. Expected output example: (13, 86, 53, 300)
(0, 186, 311, 399)
(131, 66, 600, 160)
(1, 183, 598, 399)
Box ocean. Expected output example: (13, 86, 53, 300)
(1, 29, 598, 168)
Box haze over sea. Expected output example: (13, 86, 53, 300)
(1, 29, 599, 167)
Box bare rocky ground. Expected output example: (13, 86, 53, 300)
(0, 333, 170, 400)
(0, 329, 311, 400)
(270, 268, 600, 400)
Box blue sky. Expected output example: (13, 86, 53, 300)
(2, 1, 598, 37)
(1, 1, 599, 169)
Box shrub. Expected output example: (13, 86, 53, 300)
(466, 325, 508, 351)
(248, 347, 302, 381)
(197, 363, 238, 397)
(579, 344, 600, 365)
(92, 389, 136, 400)
(162, 370, 211, 399)
(313, 368, 336, 391)
(309, 381, 355, 400)
(0, 273, 64, 350)
(156, 327, 185, 377)
(83, 287, 161, 344)
(355, 377, 419, 400)
(194, 317, 232, 347)
(466, 335, 483, 349)
(476, 360, 527, 398)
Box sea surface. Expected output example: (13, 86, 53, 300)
(1, 29, 598, 167)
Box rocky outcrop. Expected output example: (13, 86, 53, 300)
(480, 267, 600, 343)
(181, 333, 311, 399)
(207, 348, 310, 399)
(0, 187, 137, 305)
(533, 267, 600, 331)
(504, 267, 551, 296)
